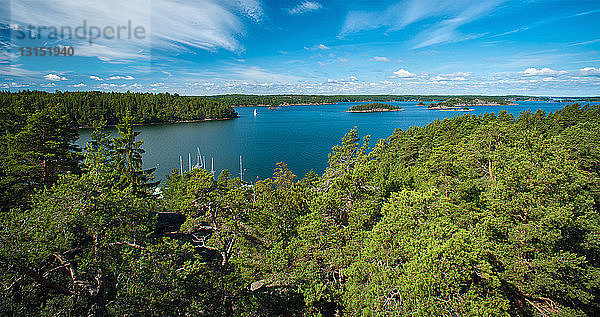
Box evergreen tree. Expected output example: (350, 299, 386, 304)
(0, 104, 81, 212)
(113, 114, 158, 193)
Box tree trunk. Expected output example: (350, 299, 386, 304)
(18, 266, 74, 296)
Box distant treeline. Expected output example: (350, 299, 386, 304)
(0, 90, 238, 127)
(439, 97, 512, 106)
(205, 94, 600, 106)
(205, 94, 510, 106)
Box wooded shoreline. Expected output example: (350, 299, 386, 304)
(77, 116, 239, 129)
(347, 108, 404, 113)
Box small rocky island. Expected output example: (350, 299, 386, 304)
(426, 97, 517, 111)
(427, 103, 474, 111)
(348, 103, 402, 113)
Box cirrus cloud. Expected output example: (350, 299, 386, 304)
(340, 0, 504, 49)
(430, 71, 471, 81)
(5, 0, 265, 63)
(370, 56, 390, 62)
(304, 43, 330, 50)
(287, 1, 322, 15)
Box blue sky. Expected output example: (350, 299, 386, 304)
(1, 0, 599, 95)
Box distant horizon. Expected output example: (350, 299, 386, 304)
(3, 89, 600, 98)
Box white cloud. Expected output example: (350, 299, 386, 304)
(138, 73, 599, 95)
(349, 75, 358, 81)
(99, 83, 128, 89)
(491, 27, 527, 38)
(108, 75, 135, 80)
(340, 0, 504, 49)
(287, 1, 322, 15)
(6, 0, 265, 63)
(304, 43, 330, 50)
(43, 73, 67, 81)
(74, 44, 147, 62)
(90, 76, 103, 81)
(226, 66, 301, 83)
(393, 69, 416, 78)
(9, 82, 30, 88)
(570, 38, 600, 46)
(431, 71, 471, 81)
(370, 56, 390, 62)
(580, 67, 600, 75)
(73, 83, 87, 87)
(0, 64, 39, 77)
(522, 67, 567, 76)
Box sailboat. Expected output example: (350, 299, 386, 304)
(196, 147, 202, 169)
(239, 155, 244, 181)
(254, 109, 257, 116)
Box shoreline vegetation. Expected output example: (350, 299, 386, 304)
(3, 90, 599, 130)
(77, 116, 238, 129)
(347, 102, 402, 113)
(0, 90, 239, 127)
(235, 102, 339, 107)
(424, 97, 517, 111)
(205, 94, 600, 108)
(426, 105, 475, 111)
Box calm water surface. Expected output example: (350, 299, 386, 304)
(78, 101, 589, 182)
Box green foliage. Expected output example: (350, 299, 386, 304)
(0, 103, 82, 212)
(1, 102, 599, 316)
(435, 96, 512, 107)
(0, 90, 238, 127)
(205, 94, 578, 107)
(113, 114, 159, 193)
(349, 103, 400, 112)
(1, 131, 157, 315)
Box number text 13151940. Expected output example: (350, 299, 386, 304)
(18, 46, 75, 57)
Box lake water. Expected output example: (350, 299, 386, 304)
(78, 101, 587, 182)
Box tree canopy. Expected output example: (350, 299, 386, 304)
(0, 90, 238, 127)
(1, 102, 599, 316)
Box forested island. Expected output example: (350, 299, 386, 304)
(1, 91, 599, 316)
(0, 90, 238, 127)
(427, 104, 474, 111)
(348, 103, 401, 112)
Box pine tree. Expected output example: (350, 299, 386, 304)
(112, 114, 158, 193)
(0, 104, 81, 212)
